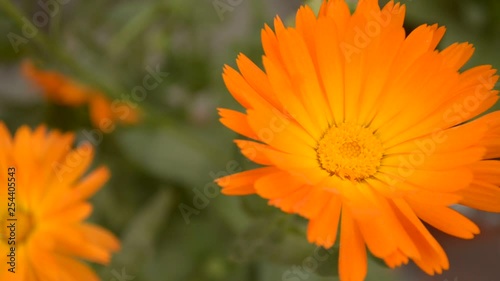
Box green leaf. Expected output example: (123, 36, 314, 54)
(117, 125, 220, 188)
(100, 189, 175, 280)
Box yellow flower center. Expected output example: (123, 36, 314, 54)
(1, 209, 34, 245)
(316, 123, 384, 181)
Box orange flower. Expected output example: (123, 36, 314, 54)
(216, 0, 500, 280)
(0, 123, 120, 280)
(22, 60, 139, 129)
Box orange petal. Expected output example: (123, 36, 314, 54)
(475, 111, 500, 159)
(379, 167, 473, 192)
(294, 184, 332, 218)
(47, 166, 110, 214)
(216, 167, 277, 195)
(382, 147, 485, 171)
(41, 225, 113, 265)
(391, 198, 449, 275)
(339, 208, 368, 281)
(44, 203, 92, 223)
(246, 108, 316, 155)
(384, 249, 409, 269)
(234, 140, 273, 165)
(459, 181, 500, 212)
(306, 195, 341, 248)
(314, 16, 345, 125)
(410, 203, 480, 239)
(268, 185, 311, 213)
(349, 184, 419, 259)
(471, 160, 500, 185)
(255, 171, 304, 199)
(236, 53, 280, 109)
(262, 56, 322, 138)
(440, 42, 475, 71)
(54, 254, 100, 281)
(222, 64, 272, 110)
(78, 224, 121, 253)
(88, 94, 114, 128)
(218, 108, 258, 140)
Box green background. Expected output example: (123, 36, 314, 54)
(0, 0, 498, 280)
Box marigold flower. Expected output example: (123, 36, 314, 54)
(22, 60, 139, 129)
(0, 123, 120, 280)
(215, 0, 500, 280)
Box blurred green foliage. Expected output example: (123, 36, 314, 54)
(0, 0, 498, 280)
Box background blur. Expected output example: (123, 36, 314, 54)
(0, 0, 499, 280)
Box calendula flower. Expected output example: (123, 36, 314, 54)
(0, 123, 120, 280)
(22, 60, 139, 129)
(215, 0, 500, 280)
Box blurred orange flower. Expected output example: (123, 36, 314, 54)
(0, 123, 120, 281)
(22, 60, 139, 129)
(216, 0, 500, 280)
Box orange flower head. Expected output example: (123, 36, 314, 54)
(216, 0, 500, 280)
(0, 123, 120, 280)
(22, 60, 140, 129)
